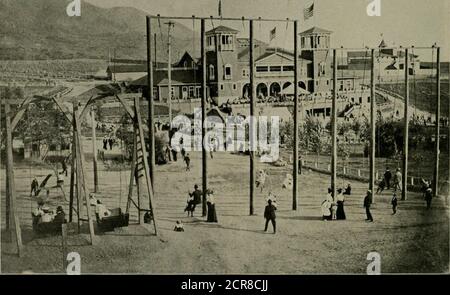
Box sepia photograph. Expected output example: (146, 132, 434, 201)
(0, 0, 449, 277)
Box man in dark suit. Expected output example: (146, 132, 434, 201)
(264, 199, 277, 233)
(384, 167, 392, 189)
(364, 190, 373, 222)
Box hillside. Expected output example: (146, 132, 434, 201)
(0, 0, 200, 61)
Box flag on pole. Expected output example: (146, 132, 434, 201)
(269, 27, 276, 42)
(303, 2, 314, 20)
(218, 0, 222, 17)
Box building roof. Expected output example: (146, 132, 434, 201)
(206, 25, 239, 35)
(131, 69, 201, 86)
(379, 39, 387, 48)
(107, 64, 147, 73)
(299, 27, 332, 35)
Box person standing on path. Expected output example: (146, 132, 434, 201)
(364, 190, 374, 222)
(264, 199, 277, 233)
(206, 189, 218, 223)
(394, 168, 402, 192)
(103, 136, 108, 150)
(391, 193, 398, 215)
(384, 167, 392, 189)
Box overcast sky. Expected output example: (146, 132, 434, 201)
(85, 0, 449, 61)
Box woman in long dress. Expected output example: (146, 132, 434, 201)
(206, 190, 218, 223)
(336, 189, 346, 220)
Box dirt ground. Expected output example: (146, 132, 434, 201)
(1, 149, 449, 274)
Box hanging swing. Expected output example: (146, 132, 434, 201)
(94, 117, 129, 232)
(29, 102, 68, 235)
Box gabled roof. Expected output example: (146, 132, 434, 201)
(255, 51, 295, 63)
(131, 69, 201, 86)
(299, 27, 332, 35)
(206, 25, 239, 35)
(379, 39, 387, 48)
(385, 63, 397, 70)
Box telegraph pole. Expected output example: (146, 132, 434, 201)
(165, 21, 175, 123)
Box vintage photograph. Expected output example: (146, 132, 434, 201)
(1, 0, 449, 275)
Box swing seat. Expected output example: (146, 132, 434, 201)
(32, 214, 66, 235)
(96, 208, 129, 232)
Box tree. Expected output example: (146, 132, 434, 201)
(303, 116, 331, 161)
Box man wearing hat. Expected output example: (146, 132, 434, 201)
(364, 190, 374, 222)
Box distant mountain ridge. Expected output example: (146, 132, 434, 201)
(0, 0, 200, 61)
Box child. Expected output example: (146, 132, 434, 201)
(391, 193, 398, 215)
(331, 201, 338, 220)
(184, 153, 191, 171)
(173, 220, 185, 232)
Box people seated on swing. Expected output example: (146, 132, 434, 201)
(343, 183, 352, 195)
(255, 169, 267, 192)
(206, 189, 218, 223)
(173, 220, 185, 232)
(95, 199, 112, 220)
(282, 173, 293, 190)
(185, 184, 202, 217)
(376, 177, 386, 194)
(32, 196, 65, 225)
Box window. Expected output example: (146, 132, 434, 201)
(209, 64, 215, 80)
(270, 66, 282, 72)
(359, 97, 362, 104)
(195, 87, 201, 98)
(242, 69, 249, 77)
(224, 64, 232, 80)
(170, 87, 175, 98)
(183, 61, 188, 68)
(189, 86, 195, 98)
(367, 96, 371, 103)
(207, 36, 215, 50)
(256, 66, 268, 72)
(220, 34, 234, 51)
(220, 84, 224, 91)
(233, 83, 237, 90)
(319, 62, 326, 76)
(283, 65, 294, 72)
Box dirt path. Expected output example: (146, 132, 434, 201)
(1, 151, 449, 273)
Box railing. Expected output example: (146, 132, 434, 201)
(301, 159, 448, 192)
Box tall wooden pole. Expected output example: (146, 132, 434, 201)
(5, 103, 23, 256)
(292, 20, 299, 210)
(166, 22, 174, 123)
(433, 47, 441, 196)
(201, 19, 208, 217)
(154, 33, 157, 69)
(90, 107, 98, 192)
(249, 19, 255, 215)
(370, 49, 376, 198)
(147, 16, 155, 189)
(331, 49, 337, 198)
(73, 102, 95, 244)
(69, 133, 76, 223)
(402, 49, 410, 201)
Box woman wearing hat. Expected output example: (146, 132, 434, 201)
(206, 189, 217, 223)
